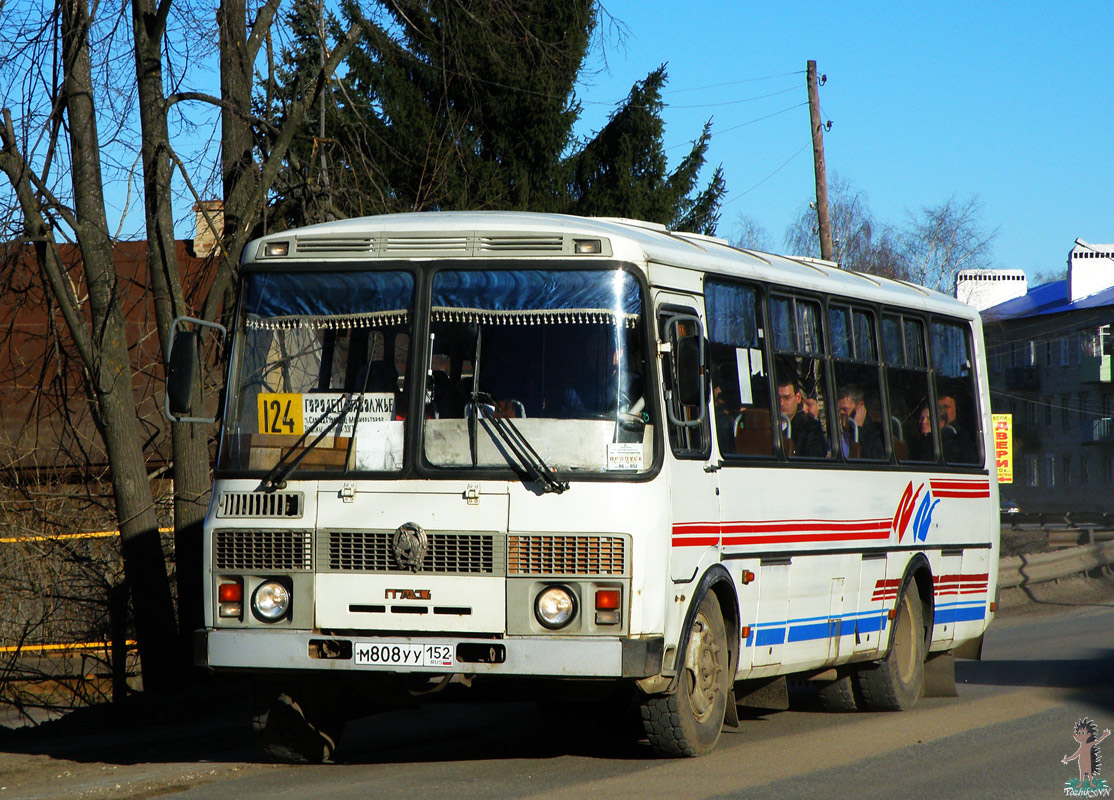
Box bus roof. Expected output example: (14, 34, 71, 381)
(244, 211, 977, 322)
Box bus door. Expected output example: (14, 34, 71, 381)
(656, 298, 720, 584)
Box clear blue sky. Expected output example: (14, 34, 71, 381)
(573, 1, 1113, 280)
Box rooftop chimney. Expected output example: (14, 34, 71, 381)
(193, 200, 224, 258)
(955, 269, 1027, 311)
(1068, 239, 1114, 303)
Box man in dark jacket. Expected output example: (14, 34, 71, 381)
(836, 384, 885, 460)
(776, 376, 827, 457)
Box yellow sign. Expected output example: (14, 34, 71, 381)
(992, 413, 1012, 484)
(258, 393, 303, 435)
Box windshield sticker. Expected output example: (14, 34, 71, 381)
(257, 392, 395, 436)
(607, 442, 643, 471)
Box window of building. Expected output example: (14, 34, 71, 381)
(1045, 338, 1053, 367)
(1044, 396, 1053, 427)
(1045, 454, 1057, 487)
(1062, 394, 1070, 430)
(1064, 455, 1072, 486)
(1082, 457, 1092, 486)
(1061, 336, 1070, 366)
(1026, 455, 1039, 487)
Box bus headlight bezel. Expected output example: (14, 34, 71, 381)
(251, 579, 292, 623)
(534, 584, 578, 630)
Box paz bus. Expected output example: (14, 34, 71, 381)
(167, 211, 998, 761)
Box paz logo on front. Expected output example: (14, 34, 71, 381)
(892, 481, 939, 542)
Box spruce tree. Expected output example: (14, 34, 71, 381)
(564, 65, 725, 234)
(266, 2, 725, 234)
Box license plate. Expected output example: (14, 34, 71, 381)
(353, 642, 455, 668)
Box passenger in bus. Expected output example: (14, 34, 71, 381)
(937, 392, 978, 463)
(776, 375, 826, 457)
(908, 404, 935, 461)
(713, 387, 739, 454)
(836, 384, 884, 460)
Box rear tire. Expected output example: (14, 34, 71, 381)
(641, 591, 730, 757)
(253, 690, 346, 764)
(855, 584, 925, 711)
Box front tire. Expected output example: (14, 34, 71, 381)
(641, 591, 731, 757)
(855, 583, 925, 711)
(253, 689, 346, 764)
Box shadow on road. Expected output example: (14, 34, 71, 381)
(0, 688, 652, 766)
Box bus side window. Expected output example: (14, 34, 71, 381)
(830, 305, 887, 461)
(770, 295, 832, 460)
(884, 314, 936, 464)
(931, 318, 982, 466)
(705, 280, 773, 458)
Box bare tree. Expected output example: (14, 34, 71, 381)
(784, 173, 904, 277)
(897, 194, 997, 293)
(0, 0, 180, 689)
(0, 0, 363, 686)
(728, 213, 772, 252)
(784, 176, 994, 288)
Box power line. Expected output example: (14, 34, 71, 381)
(720, 141, 811, 207)
(663, 85, 799, 110)
(661, 70, 806, 95)
(664, 102, 806, 152)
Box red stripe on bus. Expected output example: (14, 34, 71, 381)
(671, 536, 721, 547)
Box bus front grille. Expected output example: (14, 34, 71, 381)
(214, 530, 313, 571)
(327, 531, 498, 574)
(507, 535, 626, 576)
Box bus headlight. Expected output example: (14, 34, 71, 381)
(252, 580, 291, 622)
(534, 585, 577, 629)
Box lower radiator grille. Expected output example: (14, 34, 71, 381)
(214, 529, 313, 571)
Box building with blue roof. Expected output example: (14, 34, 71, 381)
(979, 240, 1114, 514)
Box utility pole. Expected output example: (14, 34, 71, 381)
(807, 60, 835, 263)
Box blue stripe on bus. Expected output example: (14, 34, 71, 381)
(933, 604, 987, 624)
(747, 603, 986, 648)
(751, 612, 889, 647)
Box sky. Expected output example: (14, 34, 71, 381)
(571, 1, 1113, 281)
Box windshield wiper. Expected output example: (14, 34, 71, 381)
(258, 393, 362, 491)
(469, 391, 569, 494)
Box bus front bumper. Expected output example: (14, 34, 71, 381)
(196, 628, 664, 679)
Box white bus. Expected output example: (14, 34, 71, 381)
(168, 211, 998, 761)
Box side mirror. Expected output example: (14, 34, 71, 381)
(164, 316, 226, 423)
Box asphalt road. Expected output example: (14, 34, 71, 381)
(3, 580, 1113, 800)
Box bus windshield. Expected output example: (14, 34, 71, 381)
(217, 266, 653, 477)
(218, 269, 415, 474)
(423, 268, 652, 474)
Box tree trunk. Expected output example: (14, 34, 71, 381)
(131, 0, 213, 660)
(59, 0, 179, 692)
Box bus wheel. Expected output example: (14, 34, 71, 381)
(855, 585, 925, 711)
(253, 689, 346, 764)
(816, 671, 859, 712)
(641, 591, 730, 757)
